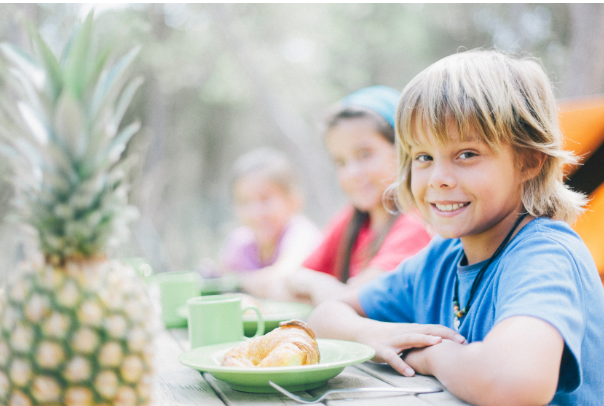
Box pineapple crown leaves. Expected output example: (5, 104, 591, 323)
(0, 12, 144, 262)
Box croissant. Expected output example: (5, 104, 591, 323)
(221, 319, 320, 367)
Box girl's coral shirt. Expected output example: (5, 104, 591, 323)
(303, 206, 432, 280)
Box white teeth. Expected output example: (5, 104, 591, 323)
(435, 203, 466, 212)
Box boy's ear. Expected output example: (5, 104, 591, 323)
(521, 150, 547, 182)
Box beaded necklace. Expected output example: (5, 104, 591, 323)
(453, 213, 528, 331)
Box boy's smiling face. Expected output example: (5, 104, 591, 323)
(410, 124, 525, 250)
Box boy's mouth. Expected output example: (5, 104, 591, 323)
(433, 202, 470, 212)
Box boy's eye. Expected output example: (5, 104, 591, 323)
(415, 154, 432, 162)
(459, 151, 477, 159)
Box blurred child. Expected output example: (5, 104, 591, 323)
(259, 86, 432, 304)
(218, 147, 322, 277)
(308, 50, 604, 405)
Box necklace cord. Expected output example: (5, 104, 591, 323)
(453, 213, 528, 321)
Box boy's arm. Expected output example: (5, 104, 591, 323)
(405, 315, 564, 406)
(308, 296, 467, 376)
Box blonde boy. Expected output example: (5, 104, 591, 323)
(309, 50, 604, 406)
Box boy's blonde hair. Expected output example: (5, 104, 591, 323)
(394, 49, 587, 224)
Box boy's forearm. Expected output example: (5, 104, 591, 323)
(412, 340, 501, 405)
(417, 341, 549, 406)
(307, 300, 370, 342)
(409, 316, 562, 406)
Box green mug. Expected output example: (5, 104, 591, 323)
(187, 294, 265, 349)
(156, 271, 201, 328)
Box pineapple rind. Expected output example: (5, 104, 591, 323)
(0, 260, 154, 405)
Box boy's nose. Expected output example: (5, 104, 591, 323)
(428, 161, 456, 189)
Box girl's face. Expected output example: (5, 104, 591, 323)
(233, 174, 299, 248)
(326, 117, 397, 214)
(410, 125, 526, 245)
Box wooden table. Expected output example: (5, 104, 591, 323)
(151, 326, 471, 406)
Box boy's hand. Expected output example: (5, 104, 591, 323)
(357, 322, 466, 377)
(309, 299, 467, 378)
(402, 338, 460, 376)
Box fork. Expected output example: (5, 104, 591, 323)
(268, 381, 443, 404)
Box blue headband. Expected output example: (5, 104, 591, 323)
(339, 85, 401, 129)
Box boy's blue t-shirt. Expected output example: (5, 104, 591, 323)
(358, 217, 604, 406)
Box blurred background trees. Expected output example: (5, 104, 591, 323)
(1, 3, 603, 276)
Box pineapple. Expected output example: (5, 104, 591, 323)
(0, 13, 154, 406)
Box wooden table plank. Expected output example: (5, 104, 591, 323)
(168, 327, 190, 350)
(203, 372, 303, 406)
(309, 366, 434, 406)
(355, 363, 471, 406)
(152, 329, 225, 406)
(418, 390, 473, 406)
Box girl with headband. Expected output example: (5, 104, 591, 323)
(243, 86, 432, 304)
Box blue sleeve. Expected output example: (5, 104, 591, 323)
(358, 241, 436, 323)
(358, 262, 415, 323)
(358, 236, 461, 324)
(495, 234, 585, 393)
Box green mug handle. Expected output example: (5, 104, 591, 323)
(242, 306, 265, 337)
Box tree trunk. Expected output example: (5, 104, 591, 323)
(562, 3, 604, 98)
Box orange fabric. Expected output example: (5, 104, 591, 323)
(573, 183, 604, 274)
(559, 97, 604, 169)
(558, 96, 604, 278)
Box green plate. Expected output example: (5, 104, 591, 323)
(176, 300, 314, 336)
(178, 339, 375, 393)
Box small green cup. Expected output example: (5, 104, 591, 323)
(156, 271, 201, 328)
(187, 294, 265, 349)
